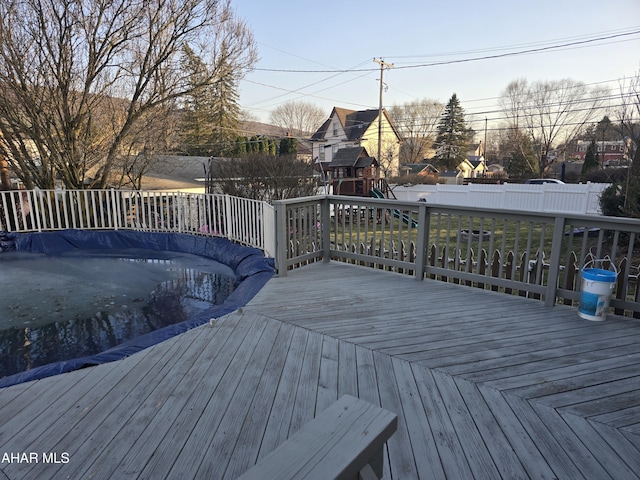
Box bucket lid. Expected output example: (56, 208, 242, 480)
(582, 268, 617, 282)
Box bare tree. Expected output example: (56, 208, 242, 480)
(389, 99, 443, 164)
(605, 69, 640, 217)
(498, 79, 537, 173)
(499, 79, 529, 131)
(500, 78, 608, 176)
(0, 0, 257, 189)
(269, 101, 326, 137)
(208, 154, 318, 202)
(618, 70, 640, 169)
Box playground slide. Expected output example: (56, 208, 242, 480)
(370, 188, 385, 199)
(369, 189, 419, 228)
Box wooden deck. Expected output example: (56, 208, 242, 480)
(1, 261, 639, 479)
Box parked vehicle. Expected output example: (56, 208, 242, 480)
(525, 178, 565, 184)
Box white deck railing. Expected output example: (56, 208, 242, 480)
(274, 195, 640, 318)
(0, 189, 276, 257)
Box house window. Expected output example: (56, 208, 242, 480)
(319, 149, 325, 162)
(332, 144, 340, 154)
(333, 123, 338, 137)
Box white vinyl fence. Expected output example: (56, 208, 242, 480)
(391, 183, 610, 215)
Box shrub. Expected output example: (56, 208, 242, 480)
(599, 183, 627, 217)
(583, 167, 629, 184)
(387, 173, 437, 185)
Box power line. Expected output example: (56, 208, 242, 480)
(391, 27, 639, 61)
(251, 30, 640, 74)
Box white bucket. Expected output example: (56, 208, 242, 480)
(578, 260, 617, 321)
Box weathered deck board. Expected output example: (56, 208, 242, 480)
(453, 376, 531, 480)
(1, 261, 639, 479)
(255, 327, 310, 462)
(222, 322, 298, 480)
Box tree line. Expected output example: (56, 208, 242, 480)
(389, 76, 639, 180)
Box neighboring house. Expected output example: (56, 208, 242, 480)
(294, 138, 313, 163)
(433, 155, 486, 180)
(140, 155, 210, 193)
(400, 163, 439, 178)
(572, 139, 631, 166)
(486, 163, 506, 177)
(458, 156, 487, 179)
(311, 107, 403, 177)
(469, 142, 485, 157)
(438, 170, 464, 185)
(323, 146, 380, 196)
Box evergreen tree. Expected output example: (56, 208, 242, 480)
(180, 45, 215, 156)
(432, 94, 471, 171)
(505, 133, 537, 178)
(234, 137, 248, 156)
(279, 137, 297, 155)
(581, 139, 600, 177)
(208, 60, 241, 157)
(249, 136, 259, 153)
(180, 45, 241, 157)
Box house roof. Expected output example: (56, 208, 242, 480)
(139, 155, 209, 191)
(329, 146, 370, 167)
(401, 163, 439, 175)
(341, 108, 379, 141)
(311, 107, 402, 143)
(439, 170, 461, 177)
(354, 157, 376, 169)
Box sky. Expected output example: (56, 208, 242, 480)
(231, 0, 640, 133)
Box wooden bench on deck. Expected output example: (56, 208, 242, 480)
(237, 395, 398, 480)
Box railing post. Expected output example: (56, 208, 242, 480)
(414, 203, 429, 280)
(262, 203, 276, 258)
(274, 201, 288, 276)
(224, 195, 233, 241)
(112, 189, 121, 230)
(545, 216, 566, 307)
(321, 196, 331, 263)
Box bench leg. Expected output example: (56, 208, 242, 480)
(358, 463, 378, 480)
(354, 445, 384, 480)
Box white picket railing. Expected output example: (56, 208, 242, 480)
(0, 189, 276, 257)
(391, 182, 610, 215)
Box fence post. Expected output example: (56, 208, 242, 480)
(545, 216, 566, 307)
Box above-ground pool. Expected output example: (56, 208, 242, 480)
(0, 230, 274, 388)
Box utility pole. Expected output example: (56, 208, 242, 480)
(484, 117, 488, 162)
(373, 58, 393, 168)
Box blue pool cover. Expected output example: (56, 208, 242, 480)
(0, 229, 275, 388)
